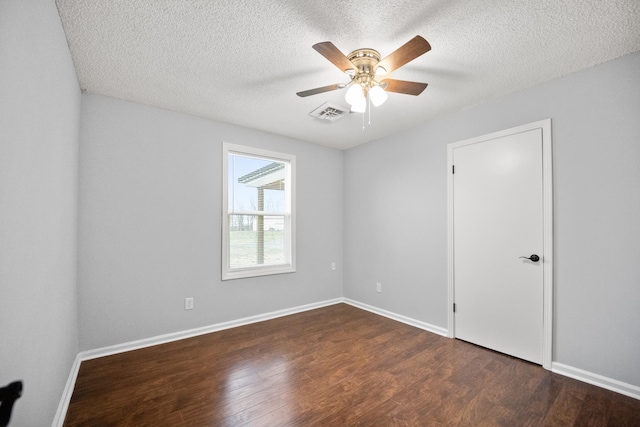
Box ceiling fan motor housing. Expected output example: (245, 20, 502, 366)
(347, 49, 382, 88)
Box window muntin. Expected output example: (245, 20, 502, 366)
(222, 143, 295, 280)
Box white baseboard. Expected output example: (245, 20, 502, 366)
(52, 353, 81, 427)
(343, 298, 449, 337)
(79, 298, 343, 361)
(552, 362, 640, 400)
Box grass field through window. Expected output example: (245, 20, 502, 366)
(229, 230, 286, 268)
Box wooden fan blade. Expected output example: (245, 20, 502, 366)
(312, 42, 357, 73)
(381, 79, 428, 96)
(377, 36, 431, 74)
(296, 84, 342, 97)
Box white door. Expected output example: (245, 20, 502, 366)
(453, 127, 544, 364)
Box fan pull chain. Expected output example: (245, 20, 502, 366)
(360, 94, 373, 131)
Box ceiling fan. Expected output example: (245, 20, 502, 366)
(296, 36, 431, 113)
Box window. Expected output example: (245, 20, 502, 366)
(222, 143, 295, 280)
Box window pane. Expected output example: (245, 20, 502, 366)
(229, 214, 286, 269)
(223, 143, 295, 280)
(228, 154, 286, 213)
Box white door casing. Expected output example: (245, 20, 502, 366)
(447, 119, 553, 369)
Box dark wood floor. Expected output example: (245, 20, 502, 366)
(63, 304, 640, 426)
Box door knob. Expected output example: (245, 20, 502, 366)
(520, 254, 540, 262)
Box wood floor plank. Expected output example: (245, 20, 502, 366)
(63, 304, 640, 426)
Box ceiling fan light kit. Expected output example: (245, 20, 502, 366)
(369, 85, 388, 106)
(345, 84, 365, 105)
(297, 36, 431, 117)
(350, 96, 367, 113)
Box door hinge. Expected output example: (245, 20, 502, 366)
(453, 303, 456, 313)
(452, 165, 455, 174)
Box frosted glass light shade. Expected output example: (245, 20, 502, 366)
(369, 85, 388, 107)
(351, 96, 366, 113)
(345, 84, 365, 106)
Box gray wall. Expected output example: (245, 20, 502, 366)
(0, 1, 80, 426)
(344, 51, 640, 388)
(77, 94, 344, 350)
(1, 3, 636, 423)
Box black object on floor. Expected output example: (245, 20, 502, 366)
(0, 381, 22, 427)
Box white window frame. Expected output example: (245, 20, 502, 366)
(222, 142, 296, 280)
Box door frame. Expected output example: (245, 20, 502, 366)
(447, 119, 553, 369)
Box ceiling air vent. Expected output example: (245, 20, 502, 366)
(308, 102, 349, 122)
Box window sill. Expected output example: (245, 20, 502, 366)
(222, 264, 296, 281)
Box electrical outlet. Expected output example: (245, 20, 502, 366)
(331, 262, 336, 271)
(185, 297, 194, 310)
(376, 282, 382, 293)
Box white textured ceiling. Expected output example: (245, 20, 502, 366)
(56, 0, 640, 150)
